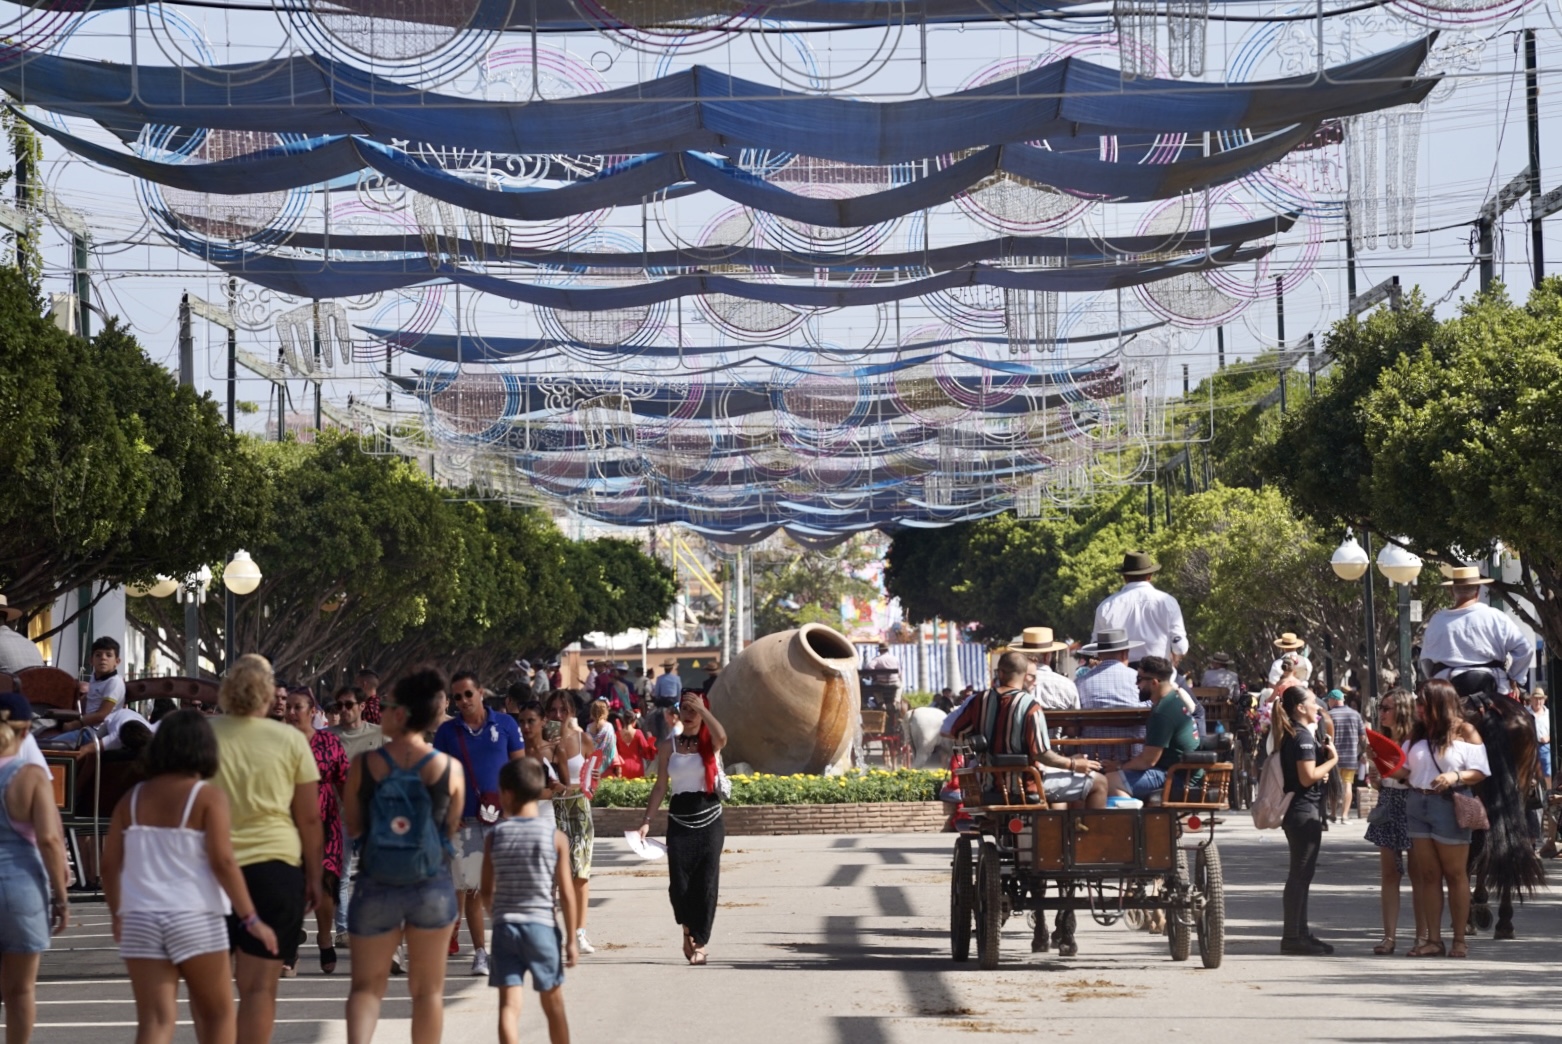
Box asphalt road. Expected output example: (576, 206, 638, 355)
(29, 817, 1562, 1043)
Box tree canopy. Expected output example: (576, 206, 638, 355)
(127, 432, 676, 686)
(0, 266, 259, 622)
(1265, 280, 1562, 649)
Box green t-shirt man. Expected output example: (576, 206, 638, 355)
(1145, 690, 1198, 770)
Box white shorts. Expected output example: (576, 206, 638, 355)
(452, 821, 489, 892)
(119, 909, 229, 966)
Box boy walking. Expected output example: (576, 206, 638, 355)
(482, 758, 578, 1044)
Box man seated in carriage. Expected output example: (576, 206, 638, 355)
(1104, 655, 1201, 802)
(943, 651, 1108, 810)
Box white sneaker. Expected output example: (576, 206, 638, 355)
(335, 932, 351, 949)
(471, 949, 490, 977)
(576, 929, 595, 955)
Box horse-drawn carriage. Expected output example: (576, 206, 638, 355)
(949, 707, 1232, 969)
(1192, 686, 1258, 810)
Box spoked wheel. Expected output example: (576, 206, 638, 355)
(1167, 849, 1191, 962)
(950, 835, 974, 962)
(1194, 843, 1225, 969)
(976, 841, 1002, 970)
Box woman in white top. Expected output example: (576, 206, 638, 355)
(1363, 688, 1420, 955)
(101, 710, 278, 1044)
(1403, 680, 1489, 959)
(637, 692, 728, 965)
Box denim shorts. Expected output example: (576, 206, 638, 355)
(1406, 790, 1471, 846)
(348, 867, 459, 937)
(0, 863, 50, 954)
(489, 920, 564, 992)
(1120, 768, 1168, 801)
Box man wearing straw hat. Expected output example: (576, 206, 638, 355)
(1419, 565, 1533, 696)
(1093, 551, 1187, 666)
(1009, 626, 1079, 711)
(1199, 652, 1241, 701)
(0, 594, 44, 675)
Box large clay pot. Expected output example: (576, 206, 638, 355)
(707, 623, 860, 775)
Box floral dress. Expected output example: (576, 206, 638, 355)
(308, 728, 351, 880)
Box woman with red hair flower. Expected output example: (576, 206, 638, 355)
(636, 692, 728, 965)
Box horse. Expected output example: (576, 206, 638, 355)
(903, 706, 954, 769)
(1452, 672, 1546, 939)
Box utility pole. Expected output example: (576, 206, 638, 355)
(1216, 325, 1225, 370)
(1362, 531, 1380, 710)
(312, 301, 323, 432)
(1276, 276, 1287, 414)
(226, 278, 238, 431)
(1480, 169, 1531, 292)
(73, 234, 90, 338)
(1527, 28, 1544, 285)
(177, 295, 200, 676)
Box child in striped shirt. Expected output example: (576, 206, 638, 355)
(482, 758, 578, 1044)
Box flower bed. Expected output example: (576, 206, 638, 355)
(591, 768, 948, 808)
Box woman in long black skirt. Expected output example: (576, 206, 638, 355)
(638, 691, 728, 965)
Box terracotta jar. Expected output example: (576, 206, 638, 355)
(707, 623, 860, 775)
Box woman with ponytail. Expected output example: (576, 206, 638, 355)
(637, 691, 728, 965)
(1275, 683, 1337, 955)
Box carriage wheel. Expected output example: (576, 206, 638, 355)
(976, 841, 1003, 970)
(1167, 850, 1191, 962)
(1194, 843, 1225, 968)
(950, 835, 974, 962)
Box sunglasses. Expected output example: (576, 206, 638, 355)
(454, 689, 481, 700)
(337, 700, 357, 709)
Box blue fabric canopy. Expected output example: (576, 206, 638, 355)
(282, 210, 1295, 270)
(171, 233, 1271, 305)
(25, 110, 1319, 216)
(360, 320, 1165, 362)
(0, 39, 1437, 164)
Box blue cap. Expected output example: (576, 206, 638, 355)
(0, 691, 34, 722)
(1326, 689, 1345, 702)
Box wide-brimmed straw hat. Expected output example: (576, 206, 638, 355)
(1440, 565, 1494, 587)
(0, 595, 20, 623)
(1009, 626, 1068, 655)
(1119, 551, 1159, 576)
(1209, 651, 1233, 665)
(1273, 632, 1306, 651)
(1079, 628, 1143, 656)
(660, 658, 679, 668)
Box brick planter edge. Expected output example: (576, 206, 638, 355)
(593, 801, 948, 837)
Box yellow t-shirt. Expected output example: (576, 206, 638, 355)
(210, 715, 321, 868)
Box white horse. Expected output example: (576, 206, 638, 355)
(903, 706, 954, 769)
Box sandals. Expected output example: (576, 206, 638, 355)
(320, 945, 337, 975)
(689, 947, 708, 966)
(681, 928, 695, 961)
(1448, 940, 1469, 959)
(1372, 936, 1396, 956)
(1407, 940, 1446, 958)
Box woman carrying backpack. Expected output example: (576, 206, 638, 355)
(343, 668, 466, 1044)
(1273, 683, 1338, 955)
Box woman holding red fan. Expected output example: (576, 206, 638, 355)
(1364, 688, 1418, 955)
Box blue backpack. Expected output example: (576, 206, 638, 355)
(363, 749, 449, 886)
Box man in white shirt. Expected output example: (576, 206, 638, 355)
(1420, 566, 1533, 696)
(0, 594, 43, 675)
(1009, 626, 1079, 711)
(1529, 689, 1551, 792)
(868, 642, 900, 673)
(1093, 552, 1188, 665)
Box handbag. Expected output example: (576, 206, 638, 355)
(1430, 748, 1490, 831)
(1250, 747, 1294, 830)
(1367, 791, 1390, 826)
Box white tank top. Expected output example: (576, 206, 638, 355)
(668, 749, 708, 795)
(119, 782, 231, 916)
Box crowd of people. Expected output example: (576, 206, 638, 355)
(0, 648, 732, 1044)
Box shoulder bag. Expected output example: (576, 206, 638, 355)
(1429, 747, 1489, 830)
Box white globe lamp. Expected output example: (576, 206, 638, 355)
(1330, 533, 1370, 581)
(1376, 541, 1423, 586)
(223, 550, 263, 596)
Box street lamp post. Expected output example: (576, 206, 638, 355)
(181, 565, 213, 677)
(223, 550, 263, 673)
(1330, 529, 1379, 710)
(1376, 540, 1423, 687)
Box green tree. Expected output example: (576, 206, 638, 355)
(0, 268, 260, 623)
(1263, 281, 1562, 649)
(750, 534, 882, 636)
(886, 489, 1147, 644)
(562, 536, 678, 642)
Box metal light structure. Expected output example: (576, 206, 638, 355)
(1332, 529, 1379, 711)
(181, 565, 213, 677)
(1376, 540, 1421, 684)
(145, 575, 180, 599)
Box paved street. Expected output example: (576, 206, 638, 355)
(33, 818, 1562, 1043)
